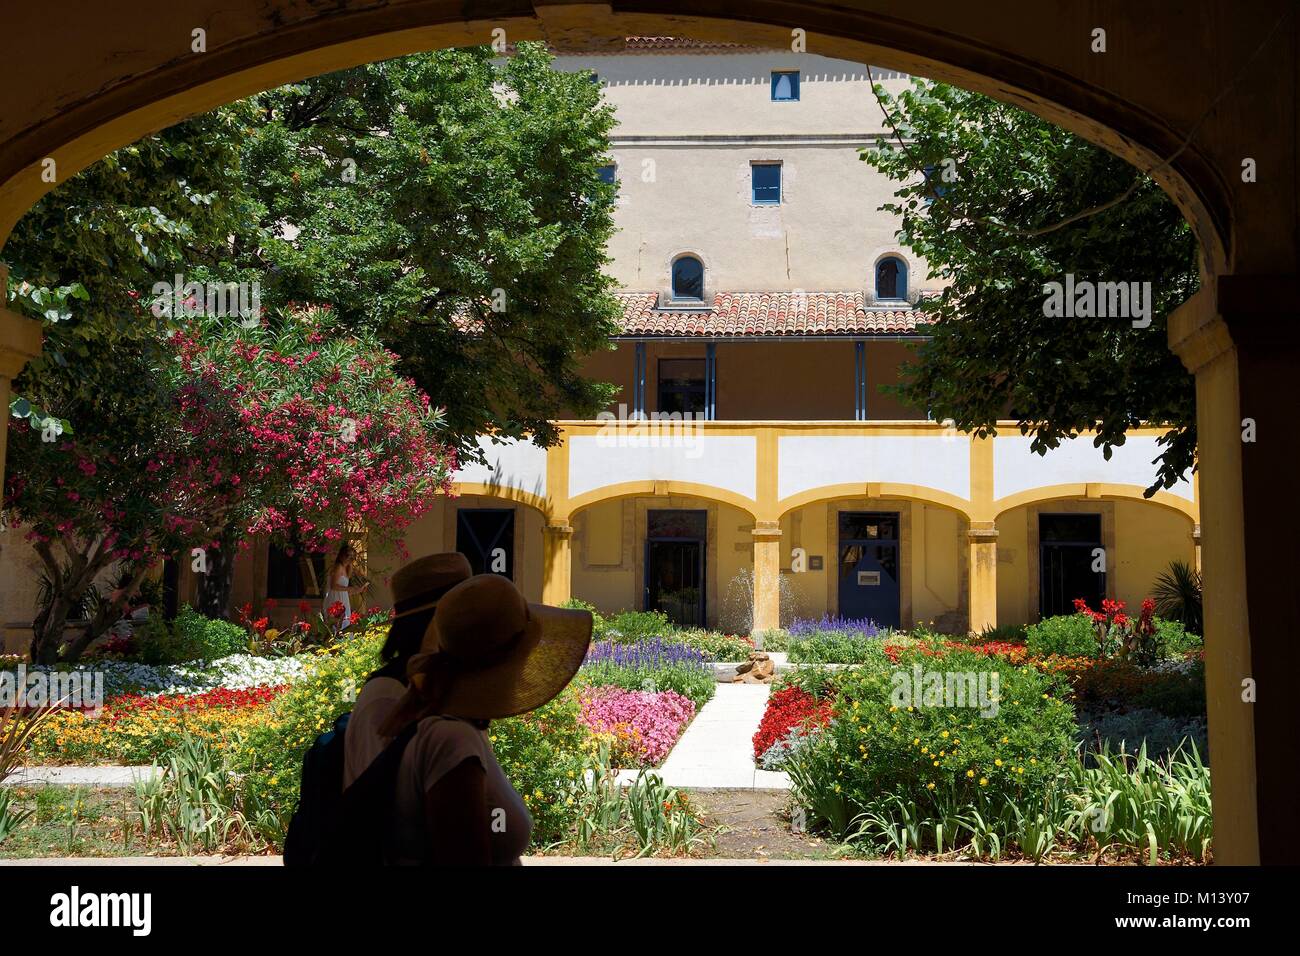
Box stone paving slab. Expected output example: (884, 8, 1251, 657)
(2, 766, 160, 788)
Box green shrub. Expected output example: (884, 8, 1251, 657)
(1025, 614, 1098, 658)
(134, 606, 246, 664)
(604, 610, 673, 644)
(788, 631, 891, 665)
(675, 628, 753, 661)
(172, 606, 246, 659)
(786, 647, 1077, 846)
(1154, 618, 1201, 657)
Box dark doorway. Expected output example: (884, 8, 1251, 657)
(1039, 512, 1105, 617)
(456, 508, 515, 579)
(644, 509, 706, 627)
(837, 511, 901, 628)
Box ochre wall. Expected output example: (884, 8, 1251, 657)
(569, 494, 756, 629)
(995, 498, 1195, 626)
(572, 338, 917, 421)
(778, 498, 964, 629)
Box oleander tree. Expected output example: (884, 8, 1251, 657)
(5, 305, 454, 663)
(861, 81, 1200, 494)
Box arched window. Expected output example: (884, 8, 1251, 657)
(875, 256, 907, 301)
(671, 256, 704, 301)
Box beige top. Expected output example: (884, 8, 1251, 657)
(386, 715, 533, 866)
(343, 676, 406, 789)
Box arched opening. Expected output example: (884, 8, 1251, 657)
(0, 0, 1292, 866)
(670, 254, 705, 302)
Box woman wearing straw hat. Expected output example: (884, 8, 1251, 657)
(376, 573, 591, 865)
(343, 552, 473, 789)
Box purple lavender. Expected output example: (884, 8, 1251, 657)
(787, 615, 881, 639)
(584, 637, 708, 668)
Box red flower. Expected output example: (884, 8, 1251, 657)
(327, 601, 346, 620)
(753, 687, 834, 760)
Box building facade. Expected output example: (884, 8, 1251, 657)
(366, 43, 1199, 635)
(0, 42, 1200, 647)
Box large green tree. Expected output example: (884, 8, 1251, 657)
(237, 43, 621, 451)
(4, 43, 620, 622)
(862, 81, 1200, 494)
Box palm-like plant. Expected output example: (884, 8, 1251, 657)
(1152, 560, 1203, 636)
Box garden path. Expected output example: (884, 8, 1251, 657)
(617, 682, 789, 790)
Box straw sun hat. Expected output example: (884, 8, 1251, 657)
(387, 574, 593, 723)
(389, 552, 473, 620)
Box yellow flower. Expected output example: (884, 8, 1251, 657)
(1001, 736, 1009, 744)
(979, 778, 988, 786)
(966, 769, 975, 778)
(994, 758, 1003, 767)
(926, 782, 936, 790)
(913, 738, 920, 746)
(932, 760, 940, 767)
(940, 730, 949, 738)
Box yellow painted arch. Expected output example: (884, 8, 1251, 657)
(992, 483, 1199, 523)
(450, 481, 550, 518)
(567, 480, 758, 521)
(776, 482, 975, 522)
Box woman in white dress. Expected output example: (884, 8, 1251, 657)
(323, 542, 368, 631)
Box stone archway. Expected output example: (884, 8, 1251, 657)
(0, 0, 1295, 865)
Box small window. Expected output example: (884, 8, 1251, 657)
(598, 164, 617, 185)
(875, 256, 908, 301)
(658, 358, 707, 416)
(671, 256, 704, 302)
(771, 71, 800, 101)
(751, 163, 782, 204)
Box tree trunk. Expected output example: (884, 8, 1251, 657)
(195, 526, 239, 619)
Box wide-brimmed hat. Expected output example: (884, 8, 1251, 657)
(390, 552, 473, 620)
(388, 574, 592, 723)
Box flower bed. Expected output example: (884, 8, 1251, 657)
(12, 653, 307, 698)
(578, 686, 696, 767)
(29, 684, 288, 764)
(581, 639, 715, 708)
(752, 686, 834, 768)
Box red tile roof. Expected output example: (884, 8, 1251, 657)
(615, 292, 927, 337)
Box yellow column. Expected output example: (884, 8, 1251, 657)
(966, 523, 998, 634)
(1168, 289, 1257, 865)
(539, 429, 573, 606)
(541, 522, 573, 606)
(751, 522, 781, 634)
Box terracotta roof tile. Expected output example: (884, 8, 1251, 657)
(615, 292, 926, 337)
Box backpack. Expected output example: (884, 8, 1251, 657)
(282, 711, 350, 865)
(282, 708, 418, 865)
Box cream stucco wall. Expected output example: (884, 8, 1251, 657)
(553, 52, 934, 295)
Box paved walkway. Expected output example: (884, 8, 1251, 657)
(618, 682, 788, 791)
(2, 766, 158, 788)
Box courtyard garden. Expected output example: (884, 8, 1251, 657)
(0, 591, 1211, 864)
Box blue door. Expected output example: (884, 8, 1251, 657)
(837, 511, 900, 628)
